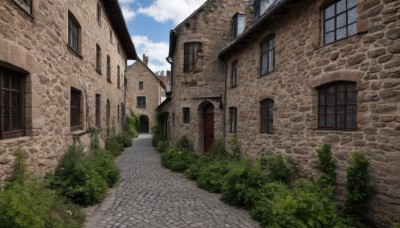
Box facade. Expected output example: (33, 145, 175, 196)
(126, 55, 166, 133)
(0, 0, 136, 180)
(164, 0, 400, 226)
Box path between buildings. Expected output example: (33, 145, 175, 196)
(84, 134, 260, 228)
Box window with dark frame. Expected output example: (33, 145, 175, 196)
(254, 0, 275, 22)
(139, 81, 144, 90)
(318, 81, 357, 130)
(117, 104, 119, 123)
(137, 96, 146, 108)
(231, 60, 238, 88)
(95, 94, 101, 128)
(0, 67, 25, 139)
(110, 30, 113, 44)
(106, 99, 110, 127)
(184, 42, 201, 72)
(229, 107, 237, 133)
(117, 65, 120, 88)
(260, 99, 273, 134)
(70, 88, 81, 131)
(261, 37, 275, 76)
(121, 102, 124, 127)
(68, 12, 81, 54)
(324, 0, 357, 45)
(96, 44, 101, 73)
(14, 0, 32, 14)
(182, 108, 190, 124)
(107, 55, 111, 82)
(233, 13, 247, 39)
(97, 2, 102, 25)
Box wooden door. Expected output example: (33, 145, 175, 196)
(204, 104, 214, 152)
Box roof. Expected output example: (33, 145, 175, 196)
(128, 60, 167, 89)
(102, 0, 137, 60)
(156, 97, 171, 112)
(218, 0, 290, 59)
(167, 1, 210, 58)
(158, 76, 168, 86)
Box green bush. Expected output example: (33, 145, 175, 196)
(50, 145, 108, 206)
(105, 136, 124, 157)
(126, 114, 139, 138)
(186, 153, 216, 180)
(260, 153, 297, 184)
(221, 159, 269, 209)
(161, 148, 198, 172)
(120, 132, 133, 147)
(176, 135, 194, 151)
(344, 151, 374, 223)
(156, 140, 168, 153)
(196, 159, 231, 193)
(316, 144, 337, 187)
(251, 180, 343, 227)
(89, 149, 120, 187)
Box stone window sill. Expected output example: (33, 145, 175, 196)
(314, 128, 358, 133)
(71, 130, 87, 136)
(0, 136, 32, 144)
(67, 45, 83, 59)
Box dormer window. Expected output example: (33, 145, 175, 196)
(254, 0, 275, 22)
(233, 12, 247, 39)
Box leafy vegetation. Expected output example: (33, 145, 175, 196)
(316, 144, 337, 187)
(126, 114, 140, 138)
(260, 152, 297, 184)
(161, 147, 198, 172)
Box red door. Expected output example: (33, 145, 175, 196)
(204, 104, 214, 152)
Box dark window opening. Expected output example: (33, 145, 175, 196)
(106, 99, 110, 127)
(254, 0, 275, 22)
(117, 66, 120, 88)
(95, 94, 101, 128)
(229, 107, 237, 133)
(14, 0, 32, 14)
(318, 81, 357, 130)
(184, 42, 201, 72)
(96, 44, 101, 73)
(324, 0, 357, 45)
(97, 2, 102, 25)
(137, 96, 146, 108)
(139, 81, 144, 90)
(183, 107, 190, 124)
(261, 36, 275, 76)
(68, 12, 81, 54)
(261, 99, 273, 134)
(233, 13, 247, 39)
(231, 60, 238, 88)
(107, 55, 111, 82)
(70, 88, 81, 131)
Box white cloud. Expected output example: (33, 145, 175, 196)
(131, 35, 170, 72)
(138, 0, 207, 24)
(121, 6, 136, 21)
(118, 0, 136, 4)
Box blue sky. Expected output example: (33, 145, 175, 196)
(118, 0, 207, 72)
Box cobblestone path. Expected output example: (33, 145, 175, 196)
(85, 134, 260, 228)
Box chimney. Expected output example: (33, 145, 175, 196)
(143, 53, 149, 66)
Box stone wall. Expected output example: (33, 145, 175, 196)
(168, 0, 253, 152)
(0, 0, 130, 181)
(126, 59, 165, 133)
(222, 0, 399, 226)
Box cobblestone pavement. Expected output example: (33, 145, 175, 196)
(85, 134, 260, 228)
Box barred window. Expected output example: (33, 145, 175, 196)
(139, 81, 144, 90)
(95, 94, 101, 128)
(261, 37, 275, 76)
(137, 96, 146, 108)
(318, 81, 357, 130)
(183, 108, 190, 124)
(229, 107, 237, 133)
(184, 42, 201, 72)
(70, 88, 81, 131)
(96, 44, 101, 73)
(0, 67, 25, 139)
(260, 99, 273, 134)
(68, 12, 81, 54)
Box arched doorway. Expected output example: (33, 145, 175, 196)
(139, 115, 149, 133)
(203, 104, 214, 152)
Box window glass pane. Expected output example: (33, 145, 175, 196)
(319, 93, 325, 105)
(325, 4, 335, 18)
(336, 13, 347, 28)
(337, 105, 345, 114)
(337, 113, 345, 128)
(268, 120, 273, 133)
(319, 106, 325, 114)
(325, 32, 334, 44)
(327, 94, 335, 105)
(269, 38, 274, 50)
(346, 105, 357, 114)
(336, 0, 346, 14)
(262, 42, 268, 52)
(327, 106, 335, 114)
(325, 18, 335, 32)
(327, 115, 335, 127)
(337, 84, 345, 92)
(268, 50, 274, 72)
(348, 23, 357, 36)
(336, 27, 347, 40)
(348, 8, 357, 24)
(262, 53, 268, 75)
(346, 114, 357, 128)
(346, 83, 356, 91)
(268, 107, 273, 119)
(337, 92, 345, 104)
(347, 92, 357, 104)
(347, 0, 356, 8)
(319, 115, 325, 127)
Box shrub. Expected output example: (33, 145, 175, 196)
(221, 159, 269, 209)
(161, 148, 198, 172)
(176, 135, 194, 151)
(196, 159, 231, 193)
(344, 151, 374, 223)
(50, 145, 108, 206)
(156, 140, 168, 153)
(120, 132, 133, 147)
(260, 153, 297, 184)
(186, 153, 216, 180)
(316, 144, 337, 187)
(251, 180, 343, 227)
(126, 114, 139, 138)
(105, 136, 124, 157)
(228, 135, 241, 160)
(89, 149, 120, 187)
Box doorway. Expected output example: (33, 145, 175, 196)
(203, 104, 214, 152)
(139, 115, 149, 133)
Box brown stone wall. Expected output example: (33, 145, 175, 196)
(223, 0, 399, 226)
(0, 0, 129, 180)
(168, 0, 253, 152)
(126, 60, 165, 132)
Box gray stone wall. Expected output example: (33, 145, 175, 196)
(0, 0, 129, 180)
(222, 0, 399, 226)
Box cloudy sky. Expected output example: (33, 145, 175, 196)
(118, 0, 207, 72)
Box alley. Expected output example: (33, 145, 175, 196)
(85, 134, 260, 228)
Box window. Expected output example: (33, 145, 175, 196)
(261, 37, 275, 76)
(254, 0, 275, 22)
(139, 81, 144, 90)
(70, 88, 81, 131)
(229, 107, 237, 133)
(260, 99, 273, 134)
(106, 55, 111, 82)
(68, 13, 81, 54)
(0, 67, 25, 139)
(324, 0, 357, 45)
(106, 99, 110, 127)
(318, 81, 357, 130)
(117, 105, 119, 123)
(96, 44, 101, 73)
(233, 13, 247, 39)
(14, 0, 32, 14)
(182, 108, 190, 124)
(184, 42, 201, 72)
(121, 102, 124, 127)
(95, 94, 101, 128)
(97, 2, 102, 25)
(231, 60, 238, 88)
(137, 96, 146, 108)
(117, 66, 120, 88)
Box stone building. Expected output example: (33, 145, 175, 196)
(126, 54, 166, 133)
(163, 0, 399, 226)
(0, 0, 136, 180)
